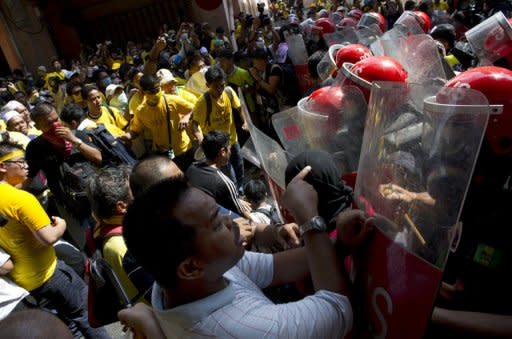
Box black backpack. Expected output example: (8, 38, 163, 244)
(57, 150, 96, 219)
(86, 124, 137, 167)
(255, 205, 282, 225)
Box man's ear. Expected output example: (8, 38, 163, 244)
(176, 257, 205, 281)
(116, 200, 129, 215)
(70, 120, 79, 130)
(0, 162, 7, 174)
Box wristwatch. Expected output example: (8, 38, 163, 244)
(73, 138, 83, 148)
(300, 216, 327, 236)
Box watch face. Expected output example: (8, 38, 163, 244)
(312, 216, 327, 230)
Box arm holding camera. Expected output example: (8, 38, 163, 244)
(144, 36, 167, 75)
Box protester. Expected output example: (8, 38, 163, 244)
(0, 141, 108, 338)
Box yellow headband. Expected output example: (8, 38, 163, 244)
(0, 150, 25, 163)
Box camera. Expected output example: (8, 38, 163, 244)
(256, 2, 271, 28)
(257, 2, 265, 14)
(246, 14, 254, 26)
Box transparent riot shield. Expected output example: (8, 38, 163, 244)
(354, 81, 491, 339)
(271, 106, 308, 158)
(380, 34, 447, 84)
(317, 44, 345, 81)
(356, 26, 383, 47)
(272, 85, 368, 176)
(323, 26, 359, 46)
(465, 11, 512, 65)
(393, 11, 425, 35)
(371, 12, 424, 55)
(239, 88, 288, 220)
(285, 33, 314, 94)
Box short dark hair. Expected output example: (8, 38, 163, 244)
(250, 48, 268, 61)
(202, 130, 230, 160)
(87, 166, 132, 219)
(0, 140, 24, 161)
(129, 156, 181, 197)
(60, 103, 85, 125)
(243, 179, 268, 204)
(139, 74, 159, 92)
(125, 67, 140, 83)
(81, 85, 99, 100)
(204, 66, 225, 84)
(123, 176, 197, 288)
(66, 82, 81, 96)
(30, 102, 55, 122)
(219, 48, 234, 60)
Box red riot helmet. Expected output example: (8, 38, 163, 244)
(413, 11, 431, 33)
(306, 86, 345, 115)
(337, 16, 358, 29)
(347, 8, 363, 21)
(315, 18, 335, 35)
(335, 44, 372, 69)
(444, 66, 512, 155)
(358, 12, 388, 32)
(339, 56, 408, 101)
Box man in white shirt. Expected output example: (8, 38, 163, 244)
(120, 166, 374, 338)
(0, 247, 28, 320)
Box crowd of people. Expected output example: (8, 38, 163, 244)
(1, 0, 512, 337)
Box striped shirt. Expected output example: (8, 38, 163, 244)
(186, 161, 245, 215)
(152, 251, 353, 338)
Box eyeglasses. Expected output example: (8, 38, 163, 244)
(4, 159, 27, 166)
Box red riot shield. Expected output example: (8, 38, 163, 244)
(353, 82, 491, 339)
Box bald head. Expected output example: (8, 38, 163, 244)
(129, 156, 183, 197)
(0, 310, 73, 339)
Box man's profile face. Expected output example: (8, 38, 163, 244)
(35, 109, 59, 133)
(219, 57, 234, 73)
(173, 188, 244, 278)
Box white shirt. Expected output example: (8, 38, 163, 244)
(152, 251, 353, 338)
(0, 248, 29, 320)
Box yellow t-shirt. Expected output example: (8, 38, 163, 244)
(131, 94, 194, 155)
(0, 119, 6, 132)
(128, 91, 144, 117)
(176, 87, 198, 105)
(88, 106, 128, 137)
(103, 235, 139, 300)
(0, 183, 56, 291)
(192, 88, 241, 145)
(27, 126, 42, 138)
(4, 131, 30, 149)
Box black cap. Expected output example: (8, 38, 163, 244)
(219, 48, 234, 59)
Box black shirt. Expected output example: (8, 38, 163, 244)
(25, 130, 97, 202)
(186, 161, 243, 215)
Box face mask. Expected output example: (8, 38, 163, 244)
(110, 92, 128, 111)
(145, 90, 163, 106)
(102, 77, 112, 87)
(43, 122, 72, 156)
(72, 93, 83, 103)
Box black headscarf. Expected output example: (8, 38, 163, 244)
(285, 150, 353, 230)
